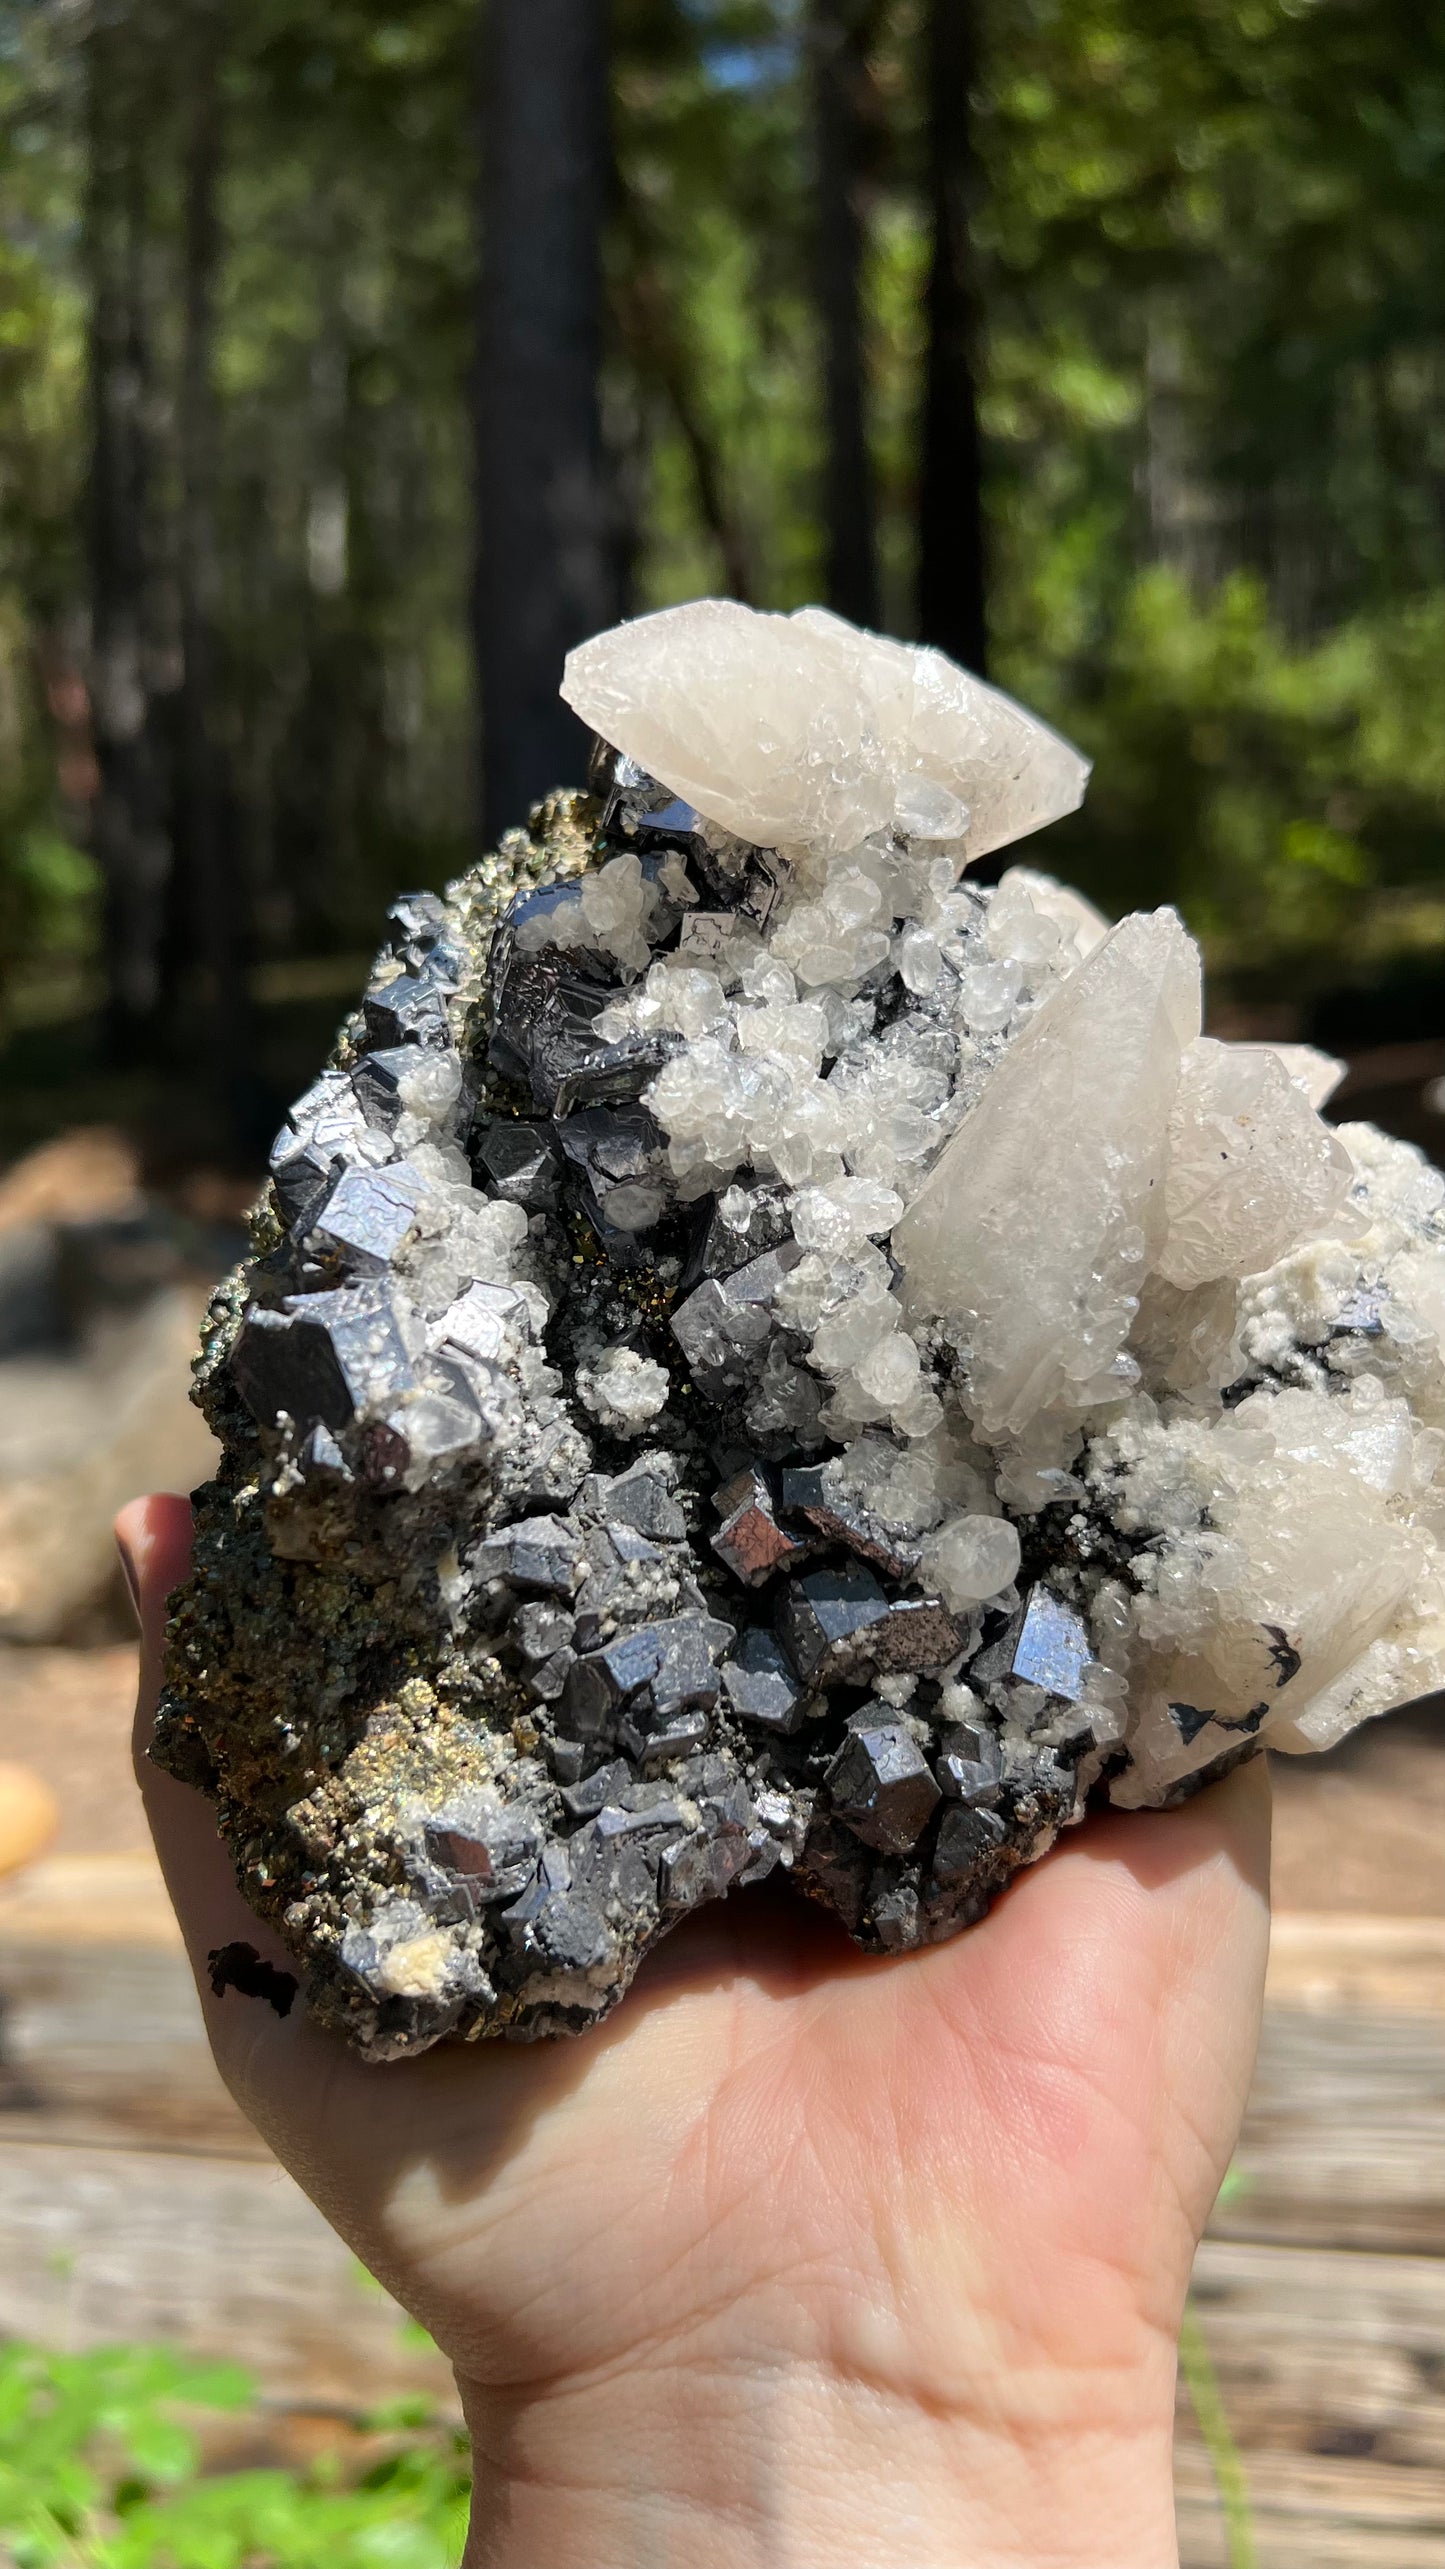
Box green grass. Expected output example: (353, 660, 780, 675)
(1179, 2302, 1260, 2569)
(1177, 2164, 1260, 2568)
(0, 2342, 470, 2569)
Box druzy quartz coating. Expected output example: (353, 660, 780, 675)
(156, 602, 1445, 2059)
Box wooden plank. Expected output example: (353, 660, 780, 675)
(5, 1864, 1439, 1979)
(1177, 2440, 1445, 2569)
(1265, 1914, 1445, 2015)
(4, 1895, 1441, 2241)
(0, 1936, 261, 2158)
(1, 1867, 1442, 2559)
(0, 2135, 453, 2411)
(1186, 2239, 1445, 2470)
(0, 1856, 256, 2158)
(5, 2120, 1443, 2556)
(0, 1850, 182, 1949)
(1178, 2237, 1445, 2564)
(0, 1648, 149, 1858)
(1209, 2006, 1445, 2257)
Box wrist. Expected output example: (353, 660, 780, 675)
(459, 2347, 1181, 2569)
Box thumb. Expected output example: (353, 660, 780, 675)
(118, 1493, 298, 2017)
(118, 1490, 194, 1737)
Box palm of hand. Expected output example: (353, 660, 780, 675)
(126, 1494, 1268, 2464)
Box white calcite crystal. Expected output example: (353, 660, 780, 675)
(893, 910, 1203, 1442)
(576, 1345, 672, 1436)
(163, 602, 1445, 2059)
(1157, 1040, 1353, 1290)
(563, 599, 1090, 861)
(921, 1512, 1023, 1608)
(1268, 1041, 1347, 1112)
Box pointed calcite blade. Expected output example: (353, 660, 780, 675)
(893, 909, 1202, 1441)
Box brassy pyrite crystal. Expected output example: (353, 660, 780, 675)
(156, 602, 1445, 2059)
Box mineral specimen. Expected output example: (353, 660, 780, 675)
(156, 599, 1445, 2059)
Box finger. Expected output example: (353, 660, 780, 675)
(119, 1494, 297, 2002)
(1037, 1754, 1273, 2067)
(951, 1750, 1272, 1985)
(1059, 1751, 1273, 1912)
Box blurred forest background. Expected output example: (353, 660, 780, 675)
(2, 0, 1444, 1167)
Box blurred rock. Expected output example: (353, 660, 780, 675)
(0, 1130, 231, 1643)
(0, 1763, 59, 1877)
(0, 1127, 143, 1231)
(0, 1225, 62, 1360)
(0, 1644, 145, 1854)
(0, 1285, 219, 1641)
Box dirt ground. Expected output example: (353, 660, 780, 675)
(1, 1640, 1440, 1913)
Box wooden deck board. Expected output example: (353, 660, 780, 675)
(1, 1868, 1441, 2563)
(1185, 2240, 1445, 2469)
(0, 2133, 452, 2409)
(1177, 2441, 1445, 2569)
(0, 1933, 260, 2158)
(1212, 2005, 1445, 2258)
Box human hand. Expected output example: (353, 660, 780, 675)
(121, 1490, 1269, 2569)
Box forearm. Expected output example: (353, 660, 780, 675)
(460, 2351, 1181, 2569)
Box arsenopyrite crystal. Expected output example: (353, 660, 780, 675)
(156, 601, 1445, 2059)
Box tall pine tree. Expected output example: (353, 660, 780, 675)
(86, 1, 172, 1064)
(918, 0, 986, 672)
(476, 0, 619, 839)
(809, 0, 880, 628)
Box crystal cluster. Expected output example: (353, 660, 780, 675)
(156, 603, 1445, 2058)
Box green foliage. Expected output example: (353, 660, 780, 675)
(0, 9, 92, 1019)
(0, 823, 100, 1020)
(1013, 570, 1445, 988)
(1, 0, 1443, 1036)
(616, 1, 820, 608)
(0, 2343, 251, 2565)
(981, 0, 1445, 610)
(0, 2341, 470, 2569)
(1179, 2302, 1259, 2569)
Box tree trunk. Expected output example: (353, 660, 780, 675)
(809, 0, 880, 628)
(476, 0, 618, 841)
(918, 0, 987, 673)
(177, 0, 256, 1144)
(611, 183, 756, 606)
(85, 3, 171, 1065)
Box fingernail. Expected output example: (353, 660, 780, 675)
(115, 1533, 141, 1630)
